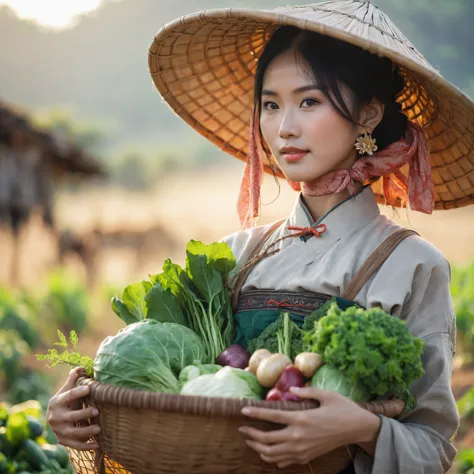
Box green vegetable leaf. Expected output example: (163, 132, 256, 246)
(248, 312, 303, 359)
(180, 367, 262, 400)
(186, 240, 236, 275)
(122, 280, 153, 321)
(94, 320, 207, 392)
(152, 259, 187, 298)
(53, 329, 68, 348)
(145, 283, 188, 326)
(69, 329, 79, 349)
(111, 296, 137, 326)
(186, 253, 222, 305)
(36, 330, 94, 377)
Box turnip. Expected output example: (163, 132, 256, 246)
(294, 352, 324, 378)
(256, 353, 292, 387)
(248, 348, 272, 375)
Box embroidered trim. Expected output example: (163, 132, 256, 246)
(237, 290, 332, 316)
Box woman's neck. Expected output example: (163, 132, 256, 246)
(301, 181, 363, 223)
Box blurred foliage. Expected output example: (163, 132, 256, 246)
(458, 386, 474, 420)
(0, 0, 471, 181)
(0, 273, 90, 408)
(451, 261, 474, 366)
(457, 449, 474, 474)
(41, 270, 89, 336)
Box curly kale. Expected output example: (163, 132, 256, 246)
(304, 302, 425, 409)
(301, 298, 337, 333)
(247, 313, 303, 360)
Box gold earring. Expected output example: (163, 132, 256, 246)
(355, 133, 378, 156)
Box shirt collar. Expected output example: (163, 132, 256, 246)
(287, 185, 380, 244)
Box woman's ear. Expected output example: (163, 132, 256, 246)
(358, 99, 385, 135)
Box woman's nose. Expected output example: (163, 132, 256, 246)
(278, 111, 300, 139)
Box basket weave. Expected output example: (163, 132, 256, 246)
(67, 374, 405, 474)
(148, 0, 474, 210)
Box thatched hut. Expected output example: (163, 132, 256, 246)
(0, 100, 104, 285)
(0, 101, 104, 233)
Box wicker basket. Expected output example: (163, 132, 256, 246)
(67, 374, 404, 474)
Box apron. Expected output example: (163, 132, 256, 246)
(233, 289, 357, 349)
(229, 220, 417, 474)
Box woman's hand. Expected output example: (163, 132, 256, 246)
(239, 386, 381, 469)
(46, 367, 101, 450)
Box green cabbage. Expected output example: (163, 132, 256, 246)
(178, 363, 221, 385)
(180, 367, 263, 400)
(311, 365, 371, 402)
(94, 320, 208, 392)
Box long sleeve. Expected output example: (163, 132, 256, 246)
(354, 239, 459, 474)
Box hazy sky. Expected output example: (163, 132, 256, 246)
(0, 0, 104, 28)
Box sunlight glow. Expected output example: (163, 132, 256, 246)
(0, 0, 104, 28)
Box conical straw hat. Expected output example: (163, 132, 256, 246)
(148, 0, 474, 210)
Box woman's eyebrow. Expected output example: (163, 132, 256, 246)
(261, 85, 322, 96)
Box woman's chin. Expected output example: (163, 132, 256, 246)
(284, 171, 325, 184)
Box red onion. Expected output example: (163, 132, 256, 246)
(216, 344, 250, 369)
(275, 365, 305, 392)
(265, 387, 283, 401)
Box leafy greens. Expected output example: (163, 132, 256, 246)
(111, 240, 237, 363)
(305, 302, 425, 409)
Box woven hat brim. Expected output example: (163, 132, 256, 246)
(149, 4, 474, 210)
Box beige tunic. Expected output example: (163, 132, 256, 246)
(221, 186, 459, 474)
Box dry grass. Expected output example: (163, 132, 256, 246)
(58, 162, 474, 277)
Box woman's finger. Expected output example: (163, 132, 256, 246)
(62, 423, 101, 440)
(241, 407, 301, 425)
(245, 440, 294, 458)
(260, 453, 295, 465)
(57, 385, 90, 407)
(57, 368, 82, 395)
(239, 425, 291, 444)
(65, 406, 100, 424)
(290, 386, 340, 403)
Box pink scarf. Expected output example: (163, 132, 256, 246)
(238, 117, 434, 229)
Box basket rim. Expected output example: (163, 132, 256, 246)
(77, 376, 319, 416)
(77, 373, 405, 418)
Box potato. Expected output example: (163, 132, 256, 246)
(294, 352, 324, 378)
(256, 353, 292, 387)
(248, 349, 272, 375)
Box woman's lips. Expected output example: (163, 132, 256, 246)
(282, 151, 308, 162)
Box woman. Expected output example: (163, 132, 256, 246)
(47, 1, 473, 472)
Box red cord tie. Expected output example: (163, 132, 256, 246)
(287, 224, 327, 238)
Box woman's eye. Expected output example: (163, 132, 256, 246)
(301, 98, 319, 107)
(262, 101, 279, 111)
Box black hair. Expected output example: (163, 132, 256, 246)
(254, 26, 407, 154)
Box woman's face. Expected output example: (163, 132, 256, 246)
(259, 50, 364, 183)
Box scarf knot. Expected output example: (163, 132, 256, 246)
(238, 119, 434, 230)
